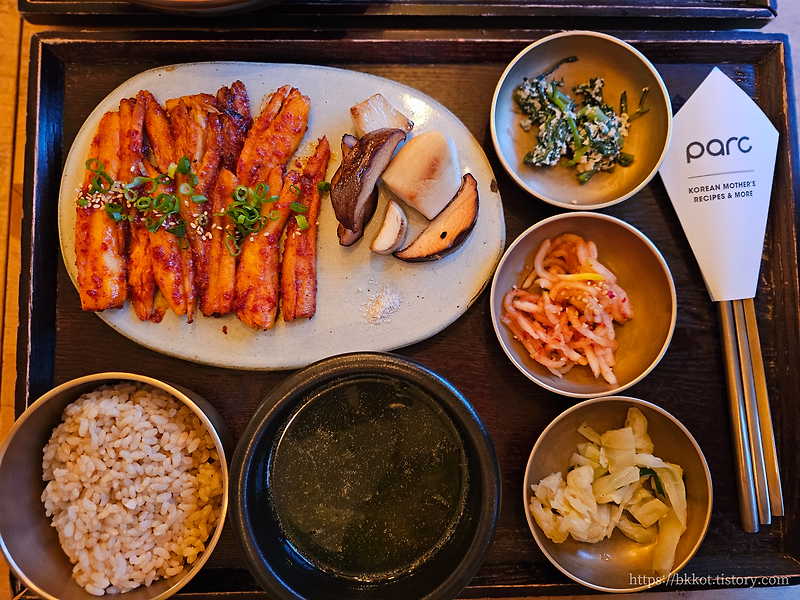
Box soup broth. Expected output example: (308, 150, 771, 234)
(269, 374, 468, 581)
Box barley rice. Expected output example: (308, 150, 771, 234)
(42, 382, 224, 596)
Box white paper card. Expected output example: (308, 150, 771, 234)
(659, 67, 778, 302)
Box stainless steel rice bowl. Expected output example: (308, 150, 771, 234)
(0, 372, 233, 600)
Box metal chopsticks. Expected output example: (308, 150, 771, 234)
(742, 298, 784, 517)
(718, 301, 758, 532)
(718, 299, 783, 533)
(732, 299, 770, 526)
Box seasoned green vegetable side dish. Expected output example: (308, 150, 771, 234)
(514, 56, 650, 184)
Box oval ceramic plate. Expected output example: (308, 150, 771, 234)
(59, 62, 505, 370)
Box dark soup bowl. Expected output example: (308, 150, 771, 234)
(229, 352, 501, 600)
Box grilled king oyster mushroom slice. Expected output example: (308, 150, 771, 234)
(330, 128, 407, 244)
(370, 199, 409, 255)
(394, 173, 479, 262)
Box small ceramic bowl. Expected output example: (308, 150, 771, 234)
(491, 30, 672, 209)
(523, 396, 712, 592)
(490, 212, 676, 398)
(0, 373, 233, 600)
(229, 352, 501, 600)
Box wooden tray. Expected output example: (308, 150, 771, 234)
(18, 0, 776, 28)
(17, 29, 800, 597)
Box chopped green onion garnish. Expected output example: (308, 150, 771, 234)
(179, 182, 193, 196)
(78, 198, 88, 208)
(153, 193, 178, 214)
(85, 158, 114, 193)
(146, 214, 167, 233)
(253, 182, 268, 202)
(167, 219, 187, 238)
(317, 181, 331, 192)
(89, 173, 114, 195)
(191, 194, 208, 204)
(167, 162, 177, 178)
(125, 176, 158, 193)
(135, 197, 152, 211)
(265, 195, 279, 203)
(269, 210, 280, 221)
(105, 203, 125, 222)
(176, 156, 192, 175)
(86, 158, 104, 172)
(234, 186, 249, 202)
(295, 214, 310, 230)
(290, 184, 302, 196)
(289, 201, 307, 213)
(225, 234, 241, 257)
(124, 188, 139, 203)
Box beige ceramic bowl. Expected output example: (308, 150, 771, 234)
(490, 212, 676, 398)
(523, 396, 712, 592)
(0, 373, 233, 600)
(491, 31, 672, 209)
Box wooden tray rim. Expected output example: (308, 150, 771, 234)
(18, 0, 777, 26)
(16, 28, 800, 596)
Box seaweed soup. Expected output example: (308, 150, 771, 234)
(268, 374, 469, 582)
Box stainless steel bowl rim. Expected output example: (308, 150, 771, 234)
(490, 30, 673, 210)
(0, 372, 230, 600)
(523, 395, 713, 592)
(490, 211, 678, 398)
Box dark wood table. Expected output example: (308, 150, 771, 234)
(15, 28, 800, 597)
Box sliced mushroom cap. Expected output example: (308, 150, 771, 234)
(331, 133, 359, 190)
(394, 173, 479, 262)
(337, 189, 378, 246)
(330, 127, 406, 235)
(331, 134, 364, 246)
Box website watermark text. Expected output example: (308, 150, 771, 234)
(629, 573, 791, 588)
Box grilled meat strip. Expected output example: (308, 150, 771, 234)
(281, 136, 330, 322)
(75, 110, 128, 312)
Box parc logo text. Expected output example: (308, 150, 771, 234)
(686, 136, 752, 163)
